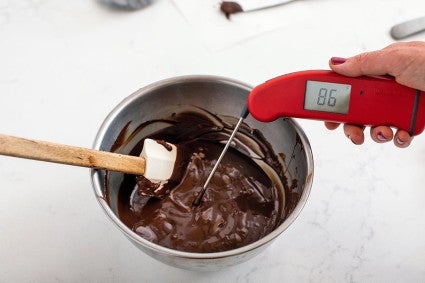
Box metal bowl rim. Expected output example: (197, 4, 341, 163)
(91, 74, 314, 260)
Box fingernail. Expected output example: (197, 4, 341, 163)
(347, 134, 358, 145)
(330, 57, 347, 65)
(395, 137, 405, 145)
(377, 132, 389, 142)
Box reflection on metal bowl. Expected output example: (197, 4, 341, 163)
(91, 75, 314, 271)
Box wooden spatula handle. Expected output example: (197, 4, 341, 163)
(0, 134, 146, 175)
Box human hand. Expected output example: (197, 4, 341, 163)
(326, 41, 425, 148)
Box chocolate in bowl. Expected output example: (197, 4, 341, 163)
(114, 108, 292, 253)
(91, 76, 313, 271)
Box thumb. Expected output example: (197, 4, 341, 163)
(329, 50, 391, 77)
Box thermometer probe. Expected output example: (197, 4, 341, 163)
(197, 70, 424, 205)
(248, 70, 425, 136)
(193, 106, 249, 206)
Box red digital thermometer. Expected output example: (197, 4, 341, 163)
(248, 70, 425, 136)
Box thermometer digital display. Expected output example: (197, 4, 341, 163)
(304, 81, 351, 114)
(247, 70, 425, 136)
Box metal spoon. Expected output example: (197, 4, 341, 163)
(100, 0, 153, 10)
(390, 16, 425, 40)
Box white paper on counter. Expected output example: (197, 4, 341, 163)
(171, 0, 312, 51)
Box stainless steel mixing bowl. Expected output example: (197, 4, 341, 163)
(91, 75, 314, 271)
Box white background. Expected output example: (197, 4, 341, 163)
(0, 0, 424, 282)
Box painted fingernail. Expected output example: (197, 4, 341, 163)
(377, 132, 389, 142)
(330, 57, 347, 65)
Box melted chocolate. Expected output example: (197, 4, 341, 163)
(156, 139, 172, 151)
(111, 108, 300, 253)
(135, 175, 161, 197)
(220, 1, 243, 19)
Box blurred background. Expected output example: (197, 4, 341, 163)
(0, 0, 424, 282)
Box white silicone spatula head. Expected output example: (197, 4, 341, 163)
(140, 139, 177, 182)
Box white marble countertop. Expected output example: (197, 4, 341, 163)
(0, 0, 424, 282)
